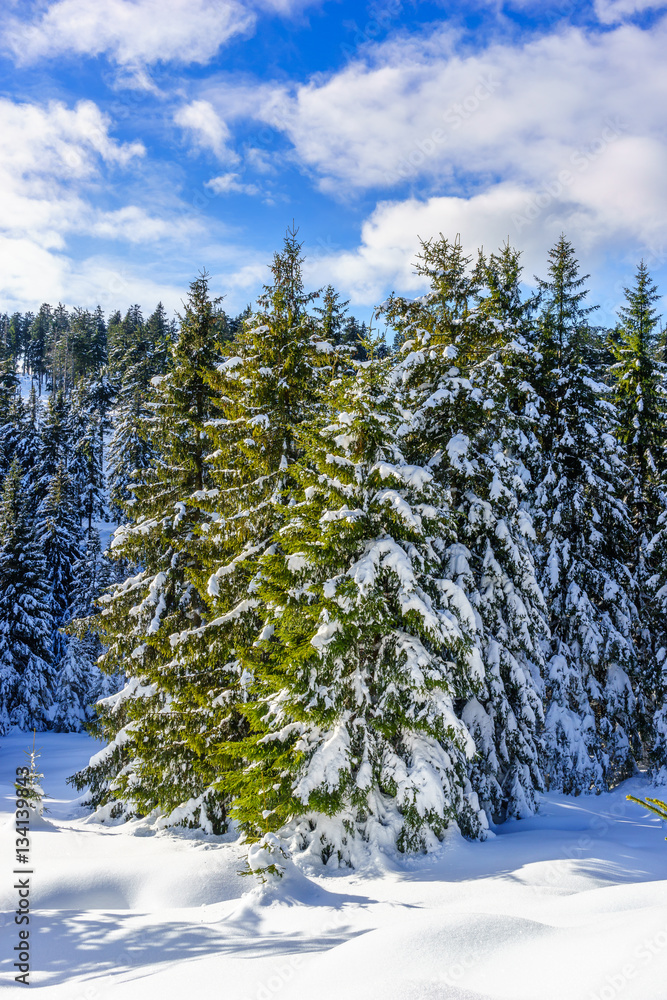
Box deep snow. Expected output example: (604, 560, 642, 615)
(2, 730, 667, 998)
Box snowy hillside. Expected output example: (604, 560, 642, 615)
(2, 730, 667, 999)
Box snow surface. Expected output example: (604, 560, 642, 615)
(2, 731, 667, 998)
(18, 372, 36, 402)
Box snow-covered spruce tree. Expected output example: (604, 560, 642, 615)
(610, 262, 666, 577)
(39, 392, 107, 733)
(82, 367, 115, 473)
(17, 385, 42, 490)
(28, 305, 51, 393)
(107, 303, 171, 517)
(217, 348, 487, 864)
(107, 381, 151, 518)
(37, 461, 84, 664)
(382, 237, 547, 822)
(0, 392, 26, 474)
(46, 303, 71, 392)
(462, 243, 548, 818)
(533, 236, 642, 792)
(612, 264, 667, 779)
(71, 273, 227, 830)
(108, 305, 142, 363)
(68, 305, 107, 383)
(52, 633, 99, 733)
(314, 284, 349, 344)
(55, 529, 117, 732)
(162, 231, 340, 834)
(69, 380, 107, 534)
(0, 460, 53, 732)
(647, 512, 667, 780)
(35, 389, 70, 505)
(0, 361, 20, 475)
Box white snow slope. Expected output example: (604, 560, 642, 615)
(1, 731, 667, 999)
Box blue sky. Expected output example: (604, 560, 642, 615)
(1, 0, 666, 326)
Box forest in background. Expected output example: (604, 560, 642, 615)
(1, 228, 666, 865)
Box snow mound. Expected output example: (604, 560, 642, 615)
(284, 905, 667, 1000)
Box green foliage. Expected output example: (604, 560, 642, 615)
(0, 460, 53, 732)
(72, 273, 228, 830)
(611, 261, 665, 536)
(172, 230, 340, 836)
(218, 350, 486, 859)
(626, 794, 667, 837)
(31, 232, 660, 861)
(106, 304, 171, 516)
(383, 236, 547, 822)
(608, 263, 667, 778)
(532, 237, 642, 792)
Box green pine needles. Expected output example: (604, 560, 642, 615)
(217, 350, 488, 863)
(68, 230, 667, 866)
(71, 271, 229, 831)
(626, 794, 667, 838)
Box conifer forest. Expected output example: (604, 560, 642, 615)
(2, 229, 667, 863)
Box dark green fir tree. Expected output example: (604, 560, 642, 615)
(0, 460, 53, 732)
(533, 236, 642, 792)
(383, 236, 547, 822)
(72, 273, 227, 830)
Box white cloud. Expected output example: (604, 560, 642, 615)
(0, 97, 206, 311)
(0, 237, 178, 314)
(5, 4, 667, 322)
(206, 173, 259, 195)
(594, 0, 667, 22)
(305, 133, 667, 310)
(57, 256, 196, 315)
(0, 97, 274, 317)
(174, 100, 239, 162)
(190, 16, 665, 310)
(304, 187, 545, 308)
(3, 0, 326, 71)
(244, 146, 276, 174)
(0, 236, 71, 309)
(247, 21, 667, 198)
(4, 0, 255, 68)
(89, 205, 201, 243)
(0, 98, 146, 248)
(0, 97, 144, 178)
